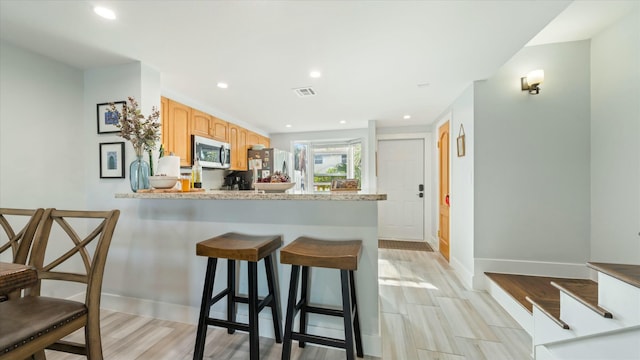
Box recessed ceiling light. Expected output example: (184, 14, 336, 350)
(339, 120, 347, 124)
(309, 71, 322, 78)
(217, 82, 228, 89)
(403, 115, 411, 119)
(285, 124, 292, 128)
(94, 6, 116, 20)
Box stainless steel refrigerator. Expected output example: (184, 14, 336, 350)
(247, 148, 293, 185)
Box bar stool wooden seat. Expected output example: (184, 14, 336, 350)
(193, 232, 283, 360)
(280, 237, 364, 360)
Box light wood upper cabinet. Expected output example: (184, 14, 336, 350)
(259, 136, 270, 148)
(162, 96, 266, 169)
(210, 117, 228, 142)
(191, 109, 211, 138)
(161, 96, 169, 152)
(247, 131, 261, 147)
(166, 99, 192, 167)
(229, 124, 248, 170)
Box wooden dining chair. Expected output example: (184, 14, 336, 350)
(0, 209, 120, 360)
(0, 207, 45, 301)
(0, 207, 45, 264)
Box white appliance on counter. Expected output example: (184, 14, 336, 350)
(191, 135, 231, 169)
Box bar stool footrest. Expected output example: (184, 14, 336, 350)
(206, 318, 250, 333)
(291, 332, 346, 349)
(305, 305, 344, 317)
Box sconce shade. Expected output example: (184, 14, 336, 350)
(527, 69, 544, 85)
(521, 69, 544, 94)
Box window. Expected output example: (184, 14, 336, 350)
(293, 139, 363, 193)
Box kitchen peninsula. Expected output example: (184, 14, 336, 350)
(115, 190, 386, 356)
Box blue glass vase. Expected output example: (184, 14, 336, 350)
(130, 155, 150, 192)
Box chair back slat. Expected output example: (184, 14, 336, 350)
(28, 209, 120, 308)
(0, 208, 45, 264)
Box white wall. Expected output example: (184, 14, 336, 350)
(0, 41, 85, 210)
(450, 85, 475, 287)
(474, 40, 591, 277)
(590, 8, 640, 264)
(430, 83, 475, 288)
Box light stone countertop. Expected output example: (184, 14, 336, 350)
(115, 190, 386, 201)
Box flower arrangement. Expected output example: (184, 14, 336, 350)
(109, 96, 161, 157)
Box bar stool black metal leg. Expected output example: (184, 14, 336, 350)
(248, 261, 260, 360)
(298, 265, 310, 348)
(193, 258, 218, 360)
(340, 270, 355, 360)
(265, 253, 283, 343)
(349, 270, 363, 358)
(282, 265, 300, 360)
(227, 259, 237, 334)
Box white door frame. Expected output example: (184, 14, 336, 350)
(377, 132, 433, 245)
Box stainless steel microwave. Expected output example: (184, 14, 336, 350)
(192, 135, 231, 169)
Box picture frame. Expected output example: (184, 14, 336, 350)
(331, 178, 360, 192)
(97, 101, 125, 134)
(457, 124, 466, 157)
(99, 142, 125, 178)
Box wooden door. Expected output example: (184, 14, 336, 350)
(191, 109, 211, 138)
(377, 139, 425, 240)
(210, 117, 228, 142)
(167, 100, 191, 167)
(438, 121, 450, 261)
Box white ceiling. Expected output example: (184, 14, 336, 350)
(0, 1, 635, 134)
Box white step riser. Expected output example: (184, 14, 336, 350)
(559, 292, 623, 337)
(541, 327, 640, 360)
(597, 272, 640, 325)
(534, 345, 558, 360)
(486, 278, 533, 335)
(532, 307, 574, 346)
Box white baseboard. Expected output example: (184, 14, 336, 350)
(450, 256, 474, 290)
(473, 258, 589, 290)
(428, 234, 439, 251)
(72, 292, 381, 357)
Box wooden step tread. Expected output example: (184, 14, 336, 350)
(587, 262, 640, 289)
(551, 280, 613, 319)
(525, 296, 570, 329)
(485, 272, 586, 314)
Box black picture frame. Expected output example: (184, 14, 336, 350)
(97, 101, 125, 134)
(99, 142, 125, 178)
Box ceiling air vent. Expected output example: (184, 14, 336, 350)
(293, 87, 317, 97)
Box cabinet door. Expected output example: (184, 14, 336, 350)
(229, 124, 248, 170)
(210, 117, 228, 142)
(238, 127, 248, 170)
(191, 109, 211, 138)
(247, 131, 260, 147)
(161, 96, 169, 151)
(168, 100, 192, 166)
(259, 136, 270, 148)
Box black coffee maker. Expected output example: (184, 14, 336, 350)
(224, 172, 251, 190)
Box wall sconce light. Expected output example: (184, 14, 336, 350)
(521, 69, 544, 94)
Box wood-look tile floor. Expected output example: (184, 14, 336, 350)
(46, 248, 531, 359)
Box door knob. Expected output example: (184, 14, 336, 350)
(418, 193, 424, 198)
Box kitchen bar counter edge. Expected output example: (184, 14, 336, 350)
(115, 191, 386, 201)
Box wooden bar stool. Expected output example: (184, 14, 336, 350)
(193, 232, 283, 360)
(280, 237, 364, 360)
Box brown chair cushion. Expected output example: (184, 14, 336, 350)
(0, 296, 87, 354)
